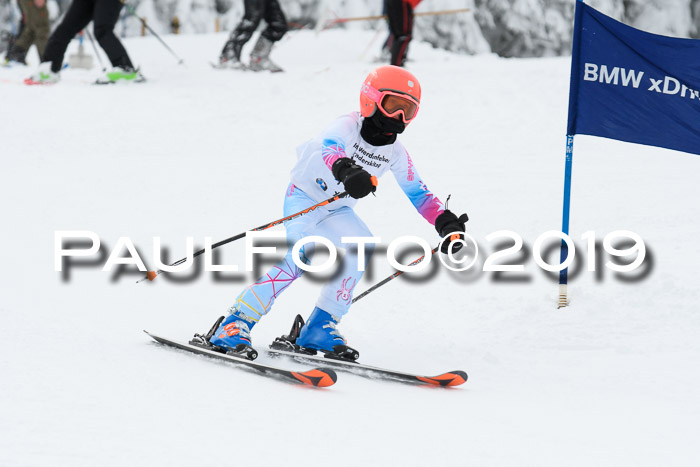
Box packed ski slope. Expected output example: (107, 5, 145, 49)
(2, 29, 700, 467)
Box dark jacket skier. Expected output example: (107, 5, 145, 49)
(25, 0, 143, 84)
(217, 0, 287, 72)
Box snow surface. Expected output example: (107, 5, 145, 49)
(2, 30, 700, 467)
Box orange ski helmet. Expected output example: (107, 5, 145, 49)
(360, 65, 421, 124)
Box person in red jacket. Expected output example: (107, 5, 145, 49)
(383, 0, 422, 67)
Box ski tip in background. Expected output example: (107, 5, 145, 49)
(291, 368, 338, 387)
(416, 370, 468, 387)
(23, 78, 52, 86)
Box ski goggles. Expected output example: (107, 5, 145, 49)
(362, 84, 420, 123)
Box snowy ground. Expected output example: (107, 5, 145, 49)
(2, 30, 700, 466)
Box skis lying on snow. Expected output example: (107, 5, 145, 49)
(268, 315, 467, 387)
(144, 330, 337, 388)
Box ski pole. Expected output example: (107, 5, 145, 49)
(322, 8, 471, 30)
(118, 0, 185, 65)
(83, 28, 106, 70)
(138, 191, 349, 283)
(352, 229, 464, 303)
(359, 26, 385, 61)
(351, 245, 440, 304)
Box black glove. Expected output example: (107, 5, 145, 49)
(332, 158, 377, 199)
(435, 210, 469, 254)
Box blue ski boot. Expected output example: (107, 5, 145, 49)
(295, 307, 360, 361)
(204, 307, 258, 359)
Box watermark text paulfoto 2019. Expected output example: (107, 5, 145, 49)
(54, 230, 649, 280)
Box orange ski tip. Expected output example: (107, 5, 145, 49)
(147, 271, 157, 281)
(291, 369, 338, 387)
(370, 175, 378, 187)
(417, 371, 468, 387)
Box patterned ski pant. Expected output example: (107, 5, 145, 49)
(233, 184, 373, 321)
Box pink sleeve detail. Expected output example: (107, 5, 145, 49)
(394, 151, 445, 225)
(322, 140, 347, 171)
(418, 195, 445, 225)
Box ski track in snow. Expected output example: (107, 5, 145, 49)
(1, 30, 700, 467)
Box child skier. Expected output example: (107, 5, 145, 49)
(207, 65, 468, 359)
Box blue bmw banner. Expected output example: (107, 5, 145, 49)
(567, 0, 700, 156)
(558, 1, 700, 307)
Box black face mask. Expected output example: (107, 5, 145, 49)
(360, 112, 406, 146)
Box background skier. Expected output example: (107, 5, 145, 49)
(207, 65, 468, 359)
(25, 0, 143, 84)
(383, 0, 422, 67)
(217, 0, 287, 72)
(3, 0, 49, 65)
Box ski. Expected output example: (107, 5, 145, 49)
(94, 72, 146, 85)
(93, 79, 147, 85)
(210, 61, 283, 73)
(144, 330, 337, 388)
(24, 78, 55, 85)
(210, 61, 248, 71)
(268, 315, 467, 387)
(266, 347, 466, 387)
